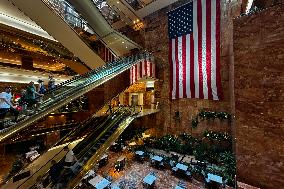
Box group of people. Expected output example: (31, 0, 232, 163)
(0, 75, 56, 127)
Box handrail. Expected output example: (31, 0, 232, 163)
(37, 51, 145, 99)
(41, 0, 104, 60)
(31, 108, 131, 188)
(69, 112, 135, 188)
(75, 110, 130, 160)
(15, 108, 125, 189)
(0, 52, 150, 142)
(4, 116, 97, 184)
(5, 85, 130, 183)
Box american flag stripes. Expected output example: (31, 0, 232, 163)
(168, 0, 222, 100)
(130, 59, 156, 84)
(102, 46, 116, 62)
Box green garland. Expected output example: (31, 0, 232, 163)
(203, 131, 231, 142)
(191, 110, 231, 128)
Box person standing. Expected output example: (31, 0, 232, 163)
(37, 80, 46, 102)
(48, 75, 56, 99)
(25, 81, 43, 108)
(63, 146, 77, 168)
(37, 80, 46, 95)
(49, 160, 64, 189)
(48, 75, 56, 91)
(0, 86, 19, 122)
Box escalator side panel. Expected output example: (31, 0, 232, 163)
(3, 113, 116, 189)
(69, 116, 135, 188)
(10, 0, 105, 69)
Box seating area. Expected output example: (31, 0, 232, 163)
(77, 144, 231, 189)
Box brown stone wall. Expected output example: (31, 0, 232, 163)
(131, 112, 164, 137)
(45, 131, 60, 148)
(234, 4, 284, 189)
(86, 86, 105, 114)
(136, 0, 243, 136)
(103, 70, 130, 103)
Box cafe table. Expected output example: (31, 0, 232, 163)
(135, 150, 144, 156)
(89, 175, 103, 187)
(143, 173, 157, 186)
(174, 185, 184, 189)
(96, 178, 111, 189)
(175, 163, 188, 171)
(207, 173, 223, 184)
(151, 155, 163, 162)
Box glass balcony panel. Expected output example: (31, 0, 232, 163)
(91, 0, 121, 24)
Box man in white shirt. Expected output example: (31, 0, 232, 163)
(64, 146, 77, 167)
(0, 86, 19, 122)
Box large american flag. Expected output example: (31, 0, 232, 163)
(130, 59, 155, 84)
(168, 0, 222, 100)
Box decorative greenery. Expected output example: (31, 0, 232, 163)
(191, 110, 231, 128)
(193, 142, 209, 161)
(127, 129, 236, 186)
(191, 117, 198, 128)
(203, 131, 231, 142)
(155, 135, 182, 153)
(218, 151, 236, 186)
(198, 110, 231, 120)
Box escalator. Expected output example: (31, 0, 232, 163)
(1, 108, 124, 189)
(0, 52, 151, 142)
(9, 0, 105, 70)
(69, 114, 136, 189)
(2, 114, 107, 186)
(7, 114, 105, 145)
(28, 107, 134, 189)
(68, 0, 142, 56)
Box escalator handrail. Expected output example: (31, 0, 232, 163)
(32, 52, 147, 110)
(5, 106, 124, 184)
(63, 107, 124, 153)
(69, 110, 134, 188)
(4, 117, 93, 184)
(15, 108, 125, 189)
(0, 52, 150, 142)
(34, 52, 147, 108)
(41, 0, 94, 70)
(75, 109, 130, 160)
(28, 109, 131, 189)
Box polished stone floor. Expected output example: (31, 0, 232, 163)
(91, 151, 229, 189)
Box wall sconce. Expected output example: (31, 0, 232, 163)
(133, 21, 144, 31)
(174, 111, 180, 122)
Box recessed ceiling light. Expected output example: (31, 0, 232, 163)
(117, 1, 119, 3)
(122, 41, 124, 43)
(126, 47, 128, 48)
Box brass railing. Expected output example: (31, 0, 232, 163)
(68, 115, 136, 188)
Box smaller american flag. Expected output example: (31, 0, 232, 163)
(101, 46, 116, 62)
(130, 58, 156, 84)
